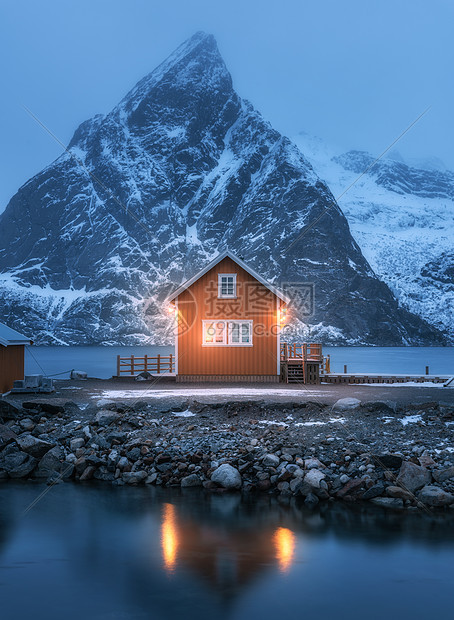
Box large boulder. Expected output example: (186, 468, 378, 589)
(211, 464, 242, 490)
(396, 461, 431, 493)
(332, 398, 361, 411)
(0, 450, 37, 478)
(35, 446, 72, 479)
(304, 469, 326, 489)
(0, 401, 22, 420)
(122, 471, 147, 484)
(17, 434, 54, 459)
(417, 486, 454, 507)
(181, 473, 203, 487)
(22, 400, 65, 415)
(94, 410, 121, 426)
(0, 424, 18, 450)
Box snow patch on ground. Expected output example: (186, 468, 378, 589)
(401, 414, 424, 426)
(172, 409, 195, 417)
(95, 388, 327, 400)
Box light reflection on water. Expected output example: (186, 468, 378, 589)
(161, 503, 178, 573)
(273, 527, 296, 573)
(1, 484, 454, 620)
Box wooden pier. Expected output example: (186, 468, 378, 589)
(322, 373, 451, 385)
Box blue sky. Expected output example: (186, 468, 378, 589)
(1, 0, 453, 211)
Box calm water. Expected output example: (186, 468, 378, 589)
(0, 484, 453, 620)
(24, 345, 454, 379)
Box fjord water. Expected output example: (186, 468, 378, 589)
(25, 346, 454, 379)
(1, 485, 454, 620)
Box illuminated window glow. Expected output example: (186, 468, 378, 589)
(202, 320, 252, 346)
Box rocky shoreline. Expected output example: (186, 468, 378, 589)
(1, 395, 454, 511)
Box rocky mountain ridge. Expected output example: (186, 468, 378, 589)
(0, 32, 445, 345)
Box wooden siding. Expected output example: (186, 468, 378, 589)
(0, 345, 25, 393)
(177, 257, 282, 376)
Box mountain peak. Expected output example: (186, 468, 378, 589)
(119, 31, 229, 114)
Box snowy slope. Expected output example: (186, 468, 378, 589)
(0, 33, 445, 346)
(293, 132, 454, 342)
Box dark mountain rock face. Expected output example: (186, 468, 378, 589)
(0, 33, 445, 345)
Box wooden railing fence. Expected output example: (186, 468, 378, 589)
(116, 354, 174, 376)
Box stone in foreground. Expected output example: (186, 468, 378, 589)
(181, 473, 203, 487)
(332, 398, 361, 411)
(211, 464, 242, 490)
(417, 485, 454, 507)
(396, 461, 431, 493)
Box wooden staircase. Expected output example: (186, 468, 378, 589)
(280, 343, 323, 384)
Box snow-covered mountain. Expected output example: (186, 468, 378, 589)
(0, 32, 445, 346)
(293, 132, 454, 342)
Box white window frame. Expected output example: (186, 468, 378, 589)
(202, 320, 253, 347)
(218, 273, 237, 298)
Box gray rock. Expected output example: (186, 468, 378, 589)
(93, 466, 115, 482)
(122, 471, 147, 484)
(181, 473, 203, 487)
(304, 469, 326, 489)
(370, 497, 404, 509)
(417, 485, 454, 507)
(22, 400, 65, 415)
(0, 401, 21, 420)
(262, 454, 280, 468)
(79, 465, 96, 480)
(69, 437, 85, 451)
(332, 398, 361, 411)
(289, 477, 304, 493)
(20, 418, 35, 431)
(211, 464, 242, 490)
(35, 446, 71, 479)
(362, 483, 385, 500)
(304, 457, 325, 470)
(0, 424, 18, 450)
(1, 450, 37, 478)
(17, 434, 54, 459)
(386, 486, 414, 501)
(96, 399, 116, 409)
(364, 400, 398, 413)
(396, 461, 431, 493)
(433, 466, 454, 483)
(94, 410, 121, 426)
(117, 456, 130, 469)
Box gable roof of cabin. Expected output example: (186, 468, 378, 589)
(0, 322, 33, 347)
(168, 250, 290, 303)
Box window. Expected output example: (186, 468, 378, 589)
(203, 320, 252, 346)
(218, 274, 237, 298)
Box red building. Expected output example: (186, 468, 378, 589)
(0, 322, 32, 394)
(168, 251, 289, 382)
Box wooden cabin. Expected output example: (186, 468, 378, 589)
(168, 251, 290, 382)
(0, 322, 32, 394)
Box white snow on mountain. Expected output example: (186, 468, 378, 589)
(293, 131, 454, 341)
